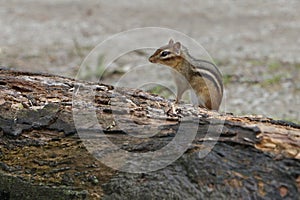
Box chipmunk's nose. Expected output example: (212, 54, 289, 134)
(148, 55, 154, 63)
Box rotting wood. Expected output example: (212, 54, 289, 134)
(0, 68, 299, 199)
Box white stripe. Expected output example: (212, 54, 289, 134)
(193, 68, 223, 95)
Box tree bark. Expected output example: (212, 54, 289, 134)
(0, 68, 299, 200)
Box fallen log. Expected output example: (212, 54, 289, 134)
(0, 68, 299, 199)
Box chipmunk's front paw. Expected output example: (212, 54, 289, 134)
(166, 102, 179, 117)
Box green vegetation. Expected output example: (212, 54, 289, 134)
(147, 85, 173, 98)
(248, 59, 266, 67)
(282, 117, 300, 124)
(72, 38, 107, 80)
(267, 61, 281, 71)
(222, 74, 234, 85)
(261, 74, 283, 87)
(78, 54, 106, 80)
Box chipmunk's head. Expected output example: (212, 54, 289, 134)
(149, 39, 183, 68)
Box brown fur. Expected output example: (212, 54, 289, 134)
(149, 39, 223, 110)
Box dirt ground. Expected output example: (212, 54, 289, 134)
(0, 0, 299, 122)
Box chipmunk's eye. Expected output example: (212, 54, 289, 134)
(160, 51, 170, 57)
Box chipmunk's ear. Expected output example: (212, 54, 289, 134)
(168, 39, 174, 45)
(173, 42, 181, 55)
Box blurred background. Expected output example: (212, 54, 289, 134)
(0, 0, 299, 122)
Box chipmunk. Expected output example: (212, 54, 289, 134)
(149, 39, 223, 110)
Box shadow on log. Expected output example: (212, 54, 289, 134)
(0, 68, 299, 199)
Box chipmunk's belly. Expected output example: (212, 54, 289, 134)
(192, 76, 222, 110)
(171, 69, 221, 110)
(171, 71, 190, 93)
